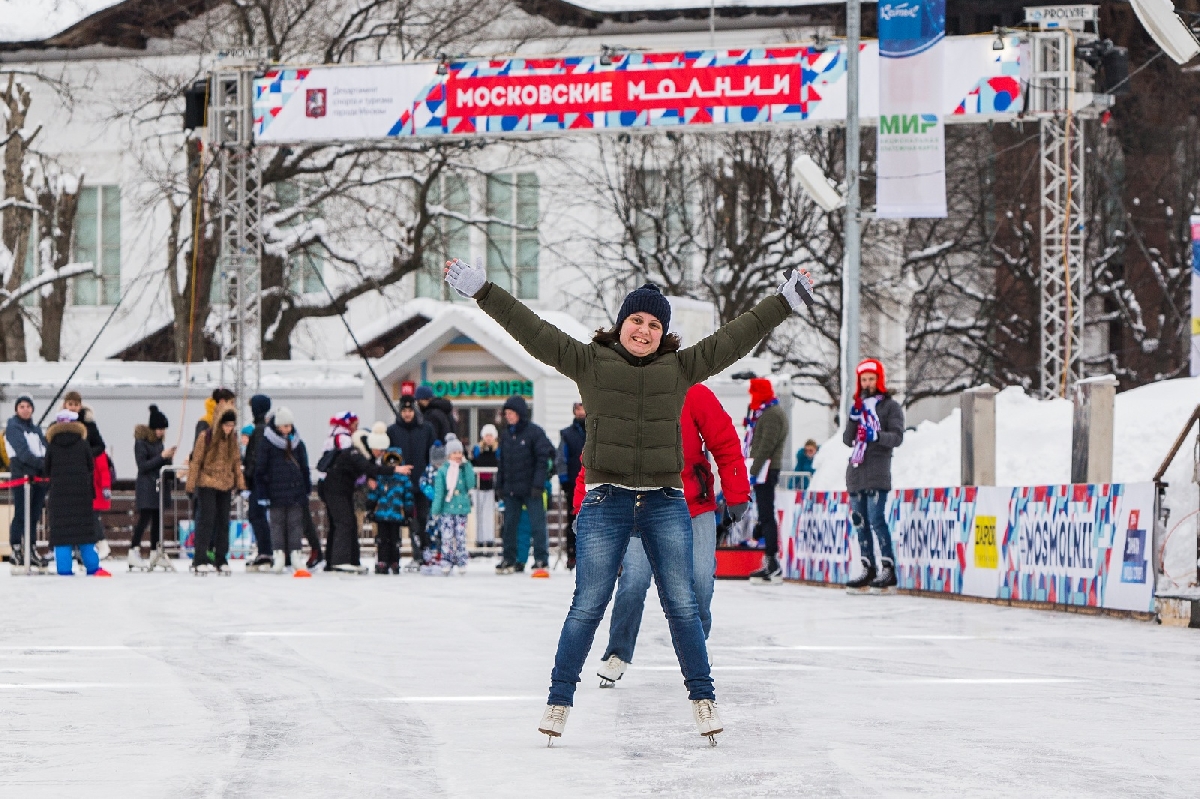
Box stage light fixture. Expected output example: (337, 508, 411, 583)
(796, 154, 844, 212)
(1129, 0, 1200, 65)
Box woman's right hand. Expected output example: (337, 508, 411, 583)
(444, 258, 487, 299)
(779, 268, 815, 311)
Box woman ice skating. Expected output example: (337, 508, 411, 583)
(185, 410, 245, 575)
(46, 410, 109, 577)
(431, 435, 474, 576)
(254, 407, 313, 577)
(444, 257, 813, 745)
(130, 405, 176, 569)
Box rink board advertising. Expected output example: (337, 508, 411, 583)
(252, 37, 1023, 142)
(781, 482, 1156, 612)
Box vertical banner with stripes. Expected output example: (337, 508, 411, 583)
(1191, 215, 1200, 376)
(876, 0, 948, 218)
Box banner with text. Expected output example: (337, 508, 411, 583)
(782, 483, 1155, 612)
(876, 0, 948, 218)
(253, 38, 1021, 143)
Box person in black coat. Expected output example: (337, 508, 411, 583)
(243, 393, 273, 569)
(556, 402, 587, 568)
(415, 385, 454, 443)
(496, 395, 554, 573)
(131, 405, 176, 560)
(387, 395, 436, 566)
(321, 432, 397, 572)
(45, 411, 104, 576)
(254, 407, 312, 570)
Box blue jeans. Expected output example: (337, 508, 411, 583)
(547, 486, 713, 706)
(603, 511, 717, 663)
(850, 489, 894, 567)
(502, 493, 547, 565)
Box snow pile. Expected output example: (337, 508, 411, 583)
(0, 0, 122, 43)
(810, 379, 1200, 585)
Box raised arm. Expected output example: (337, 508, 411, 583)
(445, 260, 592, 381)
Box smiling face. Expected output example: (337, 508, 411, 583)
(619, 312, 663, 358)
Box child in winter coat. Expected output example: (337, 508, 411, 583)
(431, 436, 475, 576)
(254, 407, 312, 576)
(366, 444, 415, 574)
(185, 409, 245, 574)
(45, 410, 109, 576)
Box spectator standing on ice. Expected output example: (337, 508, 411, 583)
(471, 424, 499, 544)
(130, 405, 175, 566)
(242, 394, 274, 572)
(744, 378, 789, 586)
(791, 438, 818, 490)
(387, 396, 435, 569)
(432, 436, 474, 576)
(194, 388, 236, 443)
(185, 410, 245, 575)
(6, 395, 49, 568)
(64, 393, 113, 559)
(844, 359, 905, 592)
(45, 410, 109, 577)
(494, 395, 554, 575)
(415, 385, 455, 444)
(555, 402, 586, 570)
(593, 383, 750, 686)
(254, 407, 312, 576)
(366, 442, 414, 574)
(320, 412, 397, 572)
(444, 257, 813, 744)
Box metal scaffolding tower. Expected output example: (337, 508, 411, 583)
(207, 67, 262, 418)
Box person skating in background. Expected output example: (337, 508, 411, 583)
(844, 359, 905, 592)
(494, 395, 554, 575)
(6, 395, 49, 569)
(791, 438, 818, 490)
(130, 405, 176, 567)
(592, 383, 750, 686)
(254, 406, 313, 577)
(321, 412, 398, 572)
(45, 410, 109, 577)
(432, 435, 475, 576)
(242, 393, 274, 572)
(555, 402, 586, 570)
(186, 410, 245, 575)
(444, 257, 814, 744)
(415, 385, 455, 444)
(386, 396, 435, 570)
(471, 423, 499, 546)
(743, 378, 789, 585)
(366, 441, 415, 575)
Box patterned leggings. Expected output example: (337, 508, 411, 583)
(438, 514, 469, 567)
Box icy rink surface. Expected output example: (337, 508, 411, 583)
(2, 560, 1198, 798)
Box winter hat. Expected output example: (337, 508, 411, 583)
(748, 378, 775, 407)
(445, 433, 463, 456)
(148, 404, 169, 430)
(414, 385, 435, 401)
(55, 410, 78, 424)
(329, 411, 358, 431)
(249, 394, 272, 421)
(854, 358, 888, 402)
(616, 283, 672, 333)
(399, 395, 417, 411)
(502, 395, 528, 420)
(14, 394, 33, 411)
(273, 406, 296, 427)
(241, 424, 255, 437)
(479, 423, 498, 440)
(218, 409, 238, 426)
(383, 446, 405, 466)
(367, 421, 390, 451)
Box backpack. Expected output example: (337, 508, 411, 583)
(316, 446, 341, 474)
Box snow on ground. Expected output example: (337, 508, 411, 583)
(2, 559, 1198, 797)
(810, 378, 1200, 586)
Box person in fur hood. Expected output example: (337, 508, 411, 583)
(45, 410, 108, 576)
(130, 405, 176, 565)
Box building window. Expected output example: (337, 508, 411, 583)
(418, 174, 471, 301)
(633, 168, 686, 257)
(73, 185, 121, 306)
(486, 172, 538, 300)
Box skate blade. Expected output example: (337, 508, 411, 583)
(845, 586, 873, 595)
(869, 587, 896, 595)
(598, 677, 617, 688)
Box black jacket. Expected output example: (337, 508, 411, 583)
(471, 445, 499, 490)
(323, 446, 389, 500)
(45, 420, 97, 546)
(255, 426, 312, 507)
(496, 397, 554, 498)
(134, 425, 172, 510)
(387, 415, 435, 477)
(557, 418, 586, 485)
(243, 420, 267, 492)
(79, 406, 106, 459)
(422, 397, 455, 444)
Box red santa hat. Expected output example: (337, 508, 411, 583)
(748, 378, 776, 408)
(854, 359, 888, 402)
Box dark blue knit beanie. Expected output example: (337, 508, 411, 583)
(616, 283, 671, 331)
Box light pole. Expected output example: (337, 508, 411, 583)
(842, 0, 862, 424)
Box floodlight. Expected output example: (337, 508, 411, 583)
(796, 154, 844, 212)
(1129, 0, 1200, 65)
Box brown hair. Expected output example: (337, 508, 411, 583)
(63, 390, 82, 404)
(592, 326, 681, 355)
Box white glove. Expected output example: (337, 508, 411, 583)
(445, 258, 487, 299)
(779, 269, 815, 312)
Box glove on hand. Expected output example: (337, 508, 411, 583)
(258, 498, 270, 507)
(240, 490, 251, 500)
(848, 404, 863, 423)
(445, 258, 487, 299)
(727, 502, 750, 522)
(779, 268, 815, 312)
(865, 426, 879, 443)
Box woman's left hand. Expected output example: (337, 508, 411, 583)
(444, 259, 487, 298)
(779, 268, 815, 311)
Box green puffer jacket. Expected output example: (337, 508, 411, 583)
(748, 402, 789, 477)
(474, 282, 792, 489)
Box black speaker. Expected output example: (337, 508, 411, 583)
(1101, 46, 1130, 95)
(183, 79, 209, 130)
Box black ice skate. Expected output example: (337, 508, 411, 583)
(9, 544, 49, 573)
(870, 560, 897, 594)
(495, 559, 516, 575)
(845, 560, 876, 594)
(748, 555, 782, 586)
(374, 562, 390, 575)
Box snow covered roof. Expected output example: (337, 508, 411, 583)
(0, 0, 219, 51)
(521, 0, 855, 27)
(548, 0, 841, 11)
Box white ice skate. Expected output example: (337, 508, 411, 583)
(192, 563, 215, 576)
(146, 549, 175, 572)
(597, 654, 628, 688)
(96, 539, 112, 561)
(291, 551, 311, 578)
(333, 563, 369, 574)
(538, 704, 570, 745)
(216, 564, 232, 576)
(127, 547, 145, 571)
(272, 550, 286, 574)
(692, 699, 723, 746)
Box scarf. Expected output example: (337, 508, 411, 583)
(850, 395, 882, 467)
(741, 397, 779, 458)
(445, 460, 461, 502)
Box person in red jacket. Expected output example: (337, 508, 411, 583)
(578, 383, 751, 687)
